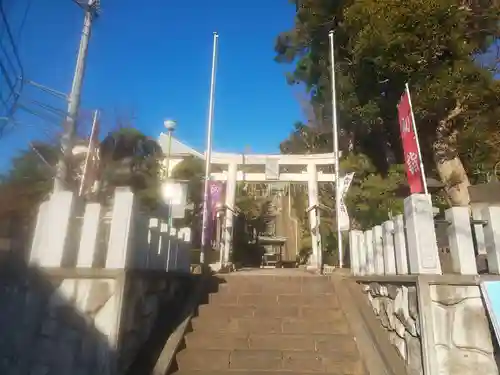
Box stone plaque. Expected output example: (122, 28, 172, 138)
(265, 158, 279, 180)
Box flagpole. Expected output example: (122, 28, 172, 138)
(329, 31, 343, 269)
(79, 109, 99, 196)
(405, 83, 428, 195)
(200, 32, 219, 265)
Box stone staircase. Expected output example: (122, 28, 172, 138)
(170, 272, 368, 374)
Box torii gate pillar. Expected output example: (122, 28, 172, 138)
(307, 163, 322, 269)
(223, 162, 238, 264)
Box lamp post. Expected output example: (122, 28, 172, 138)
(163, 119, 176, 251)
(164, 119, 177, 179)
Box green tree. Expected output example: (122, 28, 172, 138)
(0, 127, 163, 218)
(99, 127, 163, 210)
(276, 0, 500, 206)
(0, 142, 58, 220)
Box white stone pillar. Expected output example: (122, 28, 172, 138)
(29, 201, 50, 266)
(165, 226, 177, 271)
(223, 162, 238, 265)
(482, 206, 500, 274)
(307, 163, 320, 269)
(159, 221, 169, 269)
(393, 214, 409, 275)
(445, 207, 477, 275)
(364, 230, 375, 275)
(349, 230, 362, 275)
(382, 220, 397, 275)
(76, 203, 101, 268)
(30, 192, 74, 267)
(372, 225, 384, 274)
(358, 232, 366, 275)
(404, 194, 442, 274)
(177, 227, 191, 271)
(105, 188, 136, 269)
(148, 218, 161, 268)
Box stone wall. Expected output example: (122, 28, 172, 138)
(0, 257, 194, 375)
(0, 265, 123, 375)
(117, 273, 192, 373)
(362, 282, 423, 375)
(429, 285, 498, 375)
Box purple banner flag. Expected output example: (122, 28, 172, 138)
(205, 181, 225, 245)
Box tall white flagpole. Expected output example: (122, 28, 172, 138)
(329, 30, 343, 268)
(405, 83, 428, 195)
(200, 32, 219, 265)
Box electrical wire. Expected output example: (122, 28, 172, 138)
(0, 0, 25, 125)
(17, 0, 33, 41)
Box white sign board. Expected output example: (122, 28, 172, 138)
(265, 158, 280, 180)
(171, 184, 188, 219)
(480, 281, 500, 345)
(161, 182, 188, 219)
(162, 182, 185, 205)
(338, 172, 355, 231)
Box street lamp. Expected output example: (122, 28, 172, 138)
(164, 119, 176, 179)
(162, 119, 177, 259)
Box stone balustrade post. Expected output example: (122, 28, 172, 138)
(382, 220, 397, 275)
(364, 230, 375, 275)
(30, 191, 74, 267)
(445, 207, 477, 275)
(393, 214, 409, 274)
(482, 206, 500, 274)
(76, 203, 101, 268)
(372, 225, 384, 274)
(358, 232, 366, 275)
(105, 188, 136, 269)
(349, 230, 362, 275)
(404, 194, 442, 274)
(159, 221, 169, 269)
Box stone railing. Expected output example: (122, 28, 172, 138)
(0, 188, 194, 375)
(30, 187, 191, 271)
(349, 193, 500, 375)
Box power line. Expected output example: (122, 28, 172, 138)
(17, 0, 33, 41)
(0, 0, 24, 125)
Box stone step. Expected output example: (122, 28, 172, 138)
(174, 372, 331, 375)
(215, 277, 334, 294)
(209, 292, 340, 307)
(189, 316, 350, 335)
(198, 303, 343, 320)
(175, 348, 365, 373)
(174, 372, 322, 375)
(185, 332, 359, 354)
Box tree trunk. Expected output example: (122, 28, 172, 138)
(434, 155, 471, 206)
(433, 102, 470, 206)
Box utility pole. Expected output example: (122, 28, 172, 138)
(53, 0, 100, 192)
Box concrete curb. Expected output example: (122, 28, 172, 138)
(151, 275, 207, 375)
(340, 277, 409, 375)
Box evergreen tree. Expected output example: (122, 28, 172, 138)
(276, 0, 500, 205)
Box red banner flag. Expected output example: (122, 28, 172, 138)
(397, 90, 425, 194)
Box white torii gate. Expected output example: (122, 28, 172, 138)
(209, 151, 338, 271)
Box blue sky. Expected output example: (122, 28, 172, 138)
(1, 0, 304, 171)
